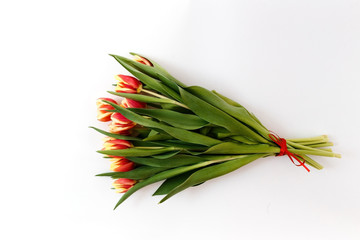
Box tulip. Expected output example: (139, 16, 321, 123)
(102, 137, 132, 158)
(113, 178, 137, 193)
(103, 137, 132, 150)
(115, 75, 142, 93)
(96, 98, 117, 122)
(121, 98, 147, 109)
(108, 112, 136, 134)
(108, 123, 132, 135)
(133, 55, 153, 66)
(110, 157, 135, 172)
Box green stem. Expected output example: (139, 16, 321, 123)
(287, 135, 328, 143)
(296, 139, 329, 146)
(135, 146, 168, 150)
(307, 142, 334, 148)
(142, 89, 189, 109)
(287, 140, 332, 154)
(289, 149, 341, 158)
(302, 155, 323, 170)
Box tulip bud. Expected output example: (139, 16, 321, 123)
(108, 123, 132, 135)
(110, 157, 135, 172)
(108, 112, 136, 134)
(115, 75, 142, 93)
(103, 138, 132, 150)
(113, 178, 137, 193)
(133, 55, 153, 66)
(121, 98, 147, 109)
(96, 98, 117, 122)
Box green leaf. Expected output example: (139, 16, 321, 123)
(131, 140, 169, 148)
(130, 108, 208, 130)
(179, 88, 268, 143)
(211, 90, 243, 107)
(143, 133, 174, 141)
(104, 101, 221, 146)
(160, 103, 193, 113)
(186, 86, 269, 139)
(97, 147, 176, 157)
(213, 89, 267, 130)
(209, 127, 233, 138)
(159, 154, 267, 203)
(150, 140, 207, 151)
(129, 52, 187, 88)
(204, 142, 278, 154)
(153, 171, 197, 195)
(229, 136, 258, 145)
(113, 161, 215, 209)
(89, 126, 140, 141)
(152, 150, 181, 159)
(96, 166, 168, 180)
(128, 154, 205, 168)
(110, 54, 182, 102)
(156, 72, 180, 93)
(108, 91, 175, 104)
(199, 126, 212, 136)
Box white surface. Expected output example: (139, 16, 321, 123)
(1, 0, 359, 239)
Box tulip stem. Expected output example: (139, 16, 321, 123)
(142, 89, 189, 109)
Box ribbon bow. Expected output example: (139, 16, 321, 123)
(268, 132, 310, 172)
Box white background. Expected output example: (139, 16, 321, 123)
(1, 0, 359, 239)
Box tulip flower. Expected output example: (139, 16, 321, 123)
(103, 137, 132, 150)
(115, 75, 142, 93)
(96, 98, 117, 122)
(102, 137, 133, 158)
(108, 112, 136, 134)
(110, 157, 135, 172)
(108, 123, 132, 135)
(133, 55, 153, 66)
(121, 98, 147, 109)
(113, 178, 137, 193)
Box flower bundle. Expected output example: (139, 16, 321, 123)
(91, 52, 340, 209)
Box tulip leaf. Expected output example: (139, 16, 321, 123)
(129, 108, 209, 130)
(159, 154, 267, 203)
(156, 72, 180, 93)
(153, 171, 197, 196)
(143, 133, 174, 141)
(230, 136, 258, 145)
(159, 103, 192, 113)
(186, 86, 269, 138)
(113, 161, 215, 209)
(131, 140, 170, 148)
(152, 150, 181, 159)
(89, 126, 140, 140)
(129, 52, 187, 88)
(199, 126, 212, 136)
(97, 147, 176, 157)
(110, 54, 182, 102)
(108, 91, 175, 104)
(150, 140, 207, 151)
(212, 90, 267, 129)
(211, 90, 243, 107)
(204, 142, 279, 155)
(127, 154, 205, 168)
(104, 101, 221, 146)
(96, 166, 168, 180)
(179, 88, 268, 143)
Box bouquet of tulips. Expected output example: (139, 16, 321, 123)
(92, 52, 340, 209)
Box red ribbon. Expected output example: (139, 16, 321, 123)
(268, 132, 310, 172)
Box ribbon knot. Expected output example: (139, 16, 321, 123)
(269, 132, 310, 172)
